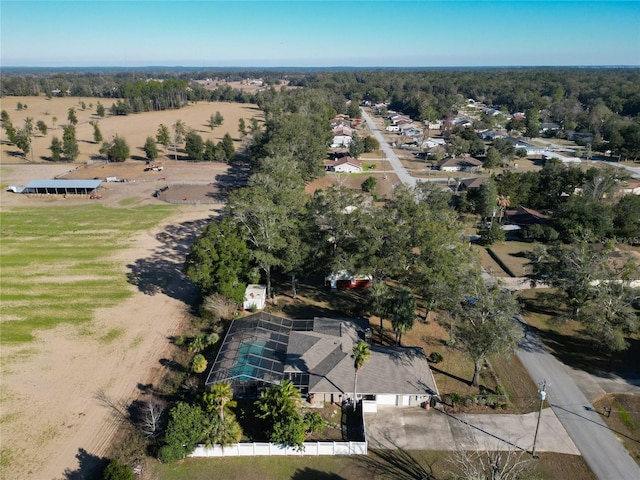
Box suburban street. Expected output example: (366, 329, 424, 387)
(360, 108, 421, 187)
(516, 320, 640, 480)
(362, 106, 640, 479)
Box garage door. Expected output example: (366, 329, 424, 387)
(376, 394, 397, 405)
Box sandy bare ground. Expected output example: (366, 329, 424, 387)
(0, 99, 254, 479)
(1, 96, 262, 165)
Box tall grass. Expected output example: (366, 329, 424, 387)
(0, 204, 175, 343)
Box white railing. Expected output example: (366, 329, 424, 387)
(189, 440, 367, 457)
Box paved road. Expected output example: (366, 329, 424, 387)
(360, 108, 421, 187)
(516, 318, 640, 480)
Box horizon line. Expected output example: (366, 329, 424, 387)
(3, 64, 639, 70)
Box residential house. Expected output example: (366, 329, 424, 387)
(330, 157, 363, 173)
(332, 125, 353, 137)
(459, 177, 488, 191)
(437, 156, 483, 172)
(399, 124, 422, 137)
(542, 151, 581, 164)
(374, 103, 388, 114)
(566, 131, 594, 144)
(324, 271, 372, 290)
(205, 313, 439, 410)
(504, 137, 547, 156)
(331, 135, 353, 148)
(540, 122, 561, 134)
(452, 118, 473, 128)
(478, 130, 500, 141)
(504, 206, 550, 228)
(393, 117, 413, 126)
(422, 137, 447, 149)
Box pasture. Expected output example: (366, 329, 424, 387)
(0, 204, 175, 343)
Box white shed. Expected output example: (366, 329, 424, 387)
(243, 284, 267, 311)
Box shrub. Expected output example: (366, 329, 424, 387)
(102, 459, 135, 480)
(361, 176, 377, 192)
(429, 351, 443, 363)
(304, 411, 325, 435)
(158, 444, 184, 464)
(191, 354, 207, 373)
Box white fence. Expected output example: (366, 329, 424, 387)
(189, 441, 367, 458)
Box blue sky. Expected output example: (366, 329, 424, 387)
(1, 1, 639, 67)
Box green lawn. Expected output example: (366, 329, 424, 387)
(487, 241, 541, 277)
(0, 204, 175, 343)
(150, 450, 594, 480)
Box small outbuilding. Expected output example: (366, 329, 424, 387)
(243, 284, 267, 311)
(21, 179, 102, 195)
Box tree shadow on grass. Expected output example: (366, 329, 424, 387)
(126, 216, 216, 304)
(61, 448, 108, 480)
(526, 323, 640, 379)
(355, 431, 438, 480)
(430, 365, 473, 388)
(290, 469, 346, 480)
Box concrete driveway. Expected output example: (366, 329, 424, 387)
(364, 406, 579, 454)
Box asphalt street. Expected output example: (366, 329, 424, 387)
(360, 108, 420, 187)
(517, 319, 640, 480)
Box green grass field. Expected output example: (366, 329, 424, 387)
(150, 450, 595, 480)
(0, 204, 175, 343)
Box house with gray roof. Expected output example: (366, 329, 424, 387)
(206, 313, 439, 409)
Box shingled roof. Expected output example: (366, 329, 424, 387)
(206, 313, 439, 399)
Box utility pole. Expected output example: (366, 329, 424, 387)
(531, 379, 548, 458)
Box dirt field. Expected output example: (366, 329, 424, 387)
(0, 96, 264, 480)
(1, 96, 261, 165)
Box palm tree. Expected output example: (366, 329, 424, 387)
(351, 341, 371, 411)
(256, 379, 301, 424)
(203, 413, 242, 447)
(497, 195, 510, 223)
(203, 382, 236, 421)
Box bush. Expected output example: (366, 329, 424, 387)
(157, 444, 184, 464)
(304, 411, 325, 435)
(361, 176, 377, 192)
(102, 459, 135, 480)
(429, 351, 444, 363)
(478, 223, 505, 246)
(191, 354, 207, 373)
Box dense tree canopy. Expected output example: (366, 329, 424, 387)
(183, 217, 251, 304)
(454, 285, 522, 386)
(528, 239, 639, 352)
